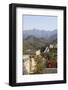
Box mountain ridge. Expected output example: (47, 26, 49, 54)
(23, 29, 57, 39)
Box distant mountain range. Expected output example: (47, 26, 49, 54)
(23, 29, 57, 39)
(23, 29, 57, 54)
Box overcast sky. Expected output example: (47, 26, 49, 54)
(23, 15, 57, 31)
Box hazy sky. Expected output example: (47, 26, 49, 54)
(23, 15, 57, 31)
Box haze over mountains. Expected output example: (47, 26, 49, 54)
(23, 29, 57, 40)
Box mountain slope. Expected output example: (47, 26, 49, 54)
(23, 29, 57, 54)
